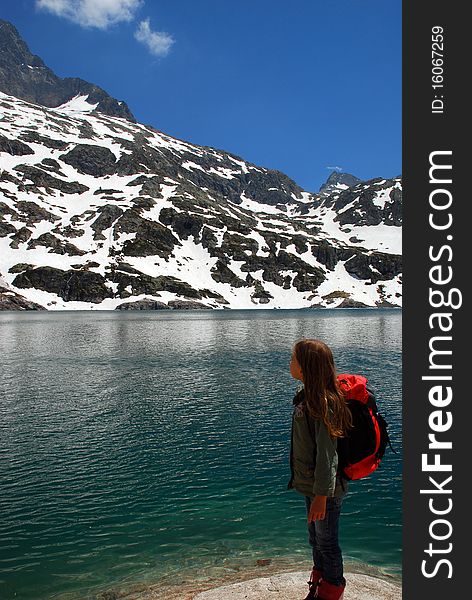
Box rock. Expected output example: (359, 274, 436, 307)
(159, 207, 204, 240)
(211, 260, 247, 288)
(114, 210, 180, 258)
(0, 133, 34, 155)
(40, 157, 65, 175)
(60, 144, 117, 177)
(9, 226, 32, 248)
(192, 572, 401, 600)
(15, 200, 59, 225)
(0, 19, 136, 121)
(14, 165, 89, 195)
(344, 251, 402, 283)
(19, 131, 69, 150)
(8, 263, 35, 273)
(0, 221, 17, 237)
(0, 24, 402, 311)
(242, 169, 304, 205)
(51, 224, 85, 238)
(168, 299, 212, 310)
(27, 233, 86, 256)
(108, 271, 202, 299)
(90, 205, 124, 240)
(12, 266, 112, 303)
(115, 299, 170, 310)
(375, 300, 399, 308)
(0, 285, 46, 310)
(336, 298, 370, 308)
(95, 591, 120, 600)
(319, 171, 361, 194)
(251, 280, 273, 302)
(331, 178, 402, 229)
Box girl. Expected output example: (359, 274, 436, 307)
(287, 339, 352, 600)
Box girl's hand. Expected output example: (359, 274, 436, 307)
(308, 495, 327, 522)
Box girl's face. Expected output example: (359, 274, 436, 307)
(290, 350, 304, 381)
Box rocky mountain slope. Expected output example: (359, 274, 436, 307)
(0, 19, 134, 122)
(0, 21, 401, 311)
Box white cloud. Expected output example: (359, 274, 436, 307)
(326, 166, 343, 172)
(134, 18, 174, 57)
(35, 0, 144, 29)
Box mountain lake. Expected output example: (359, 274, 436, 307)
(0, 309, 402, 599)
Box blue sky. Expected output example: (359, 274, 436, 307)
(2, 1, 401, 192)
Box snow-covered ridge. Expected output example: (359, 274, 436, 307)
(0, 91, 402, 310)
(55, 94, 100, 115)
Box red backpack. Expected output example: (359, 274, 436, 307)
(336, 373, 393, 481)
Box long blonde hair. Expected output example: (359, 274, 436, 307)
(294, 339, 352, 438)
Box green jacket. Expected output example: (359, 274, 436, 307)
(287, 388, 348, 498)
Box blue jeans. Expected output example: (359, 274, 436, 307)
(304, 495, 346, 587)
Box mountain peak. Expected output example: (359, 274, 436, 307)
(319, 171, 361, 193)
(0, 19, 136, 122)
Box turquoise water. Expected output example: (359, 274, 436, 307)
(0, 309, 402, 599)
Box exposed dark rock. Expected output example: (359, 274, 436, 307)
(93, 188, 122, 196)
(384, 187, 402, 226)
(241, 250, 326, 292)
(332, 178, 402, 228)
(311, 241, 355, 271)
(344, 251, 402, 283)
(320, 171, 361, 195)
(0, 201, 17, 219)
(219, 231, 259, 261)
(200, 289, 229, 304)
(114, 145, 177, 177)
(77, 121, 96, 140)
(139, 175, 167, 197)
(60, 144, 117, 177)
(14, 165, 89, 194)
(19, 130, 69, 150)
(51, 224, 85, 238)
(0, 285, 46, 310)
(114, 210, 180, 258)
(319, 171, 361, 194)
(167, 299, 211, 309)
(12, 266, 112, 303)
(159, 207, 204, 240)
(251, 280, 273, 303)
(291, 235, 309, 254)
(15, 200, 59, 225)
(90, 205, 124, 240)
(0, 133, 34, 155)
(9, 226, 32, 248)
(8, 263, 35, 273)
(0, 171, 23, 186)
(242, 169, 304, 205)
(210, 260, 248, 288)
(39, 158, 65, 175)
(0, 19, 135, 121)
(70, 261, 100, 270)
(115, 299, 170, 310)
(27, 233, 86, 256)
(199, 227, 220, 253)
(336, 298, 370, 308)
(323, 290, 351, 304)
(107, 269, 201, 299)
(375, 300, 399, 308)
(0, 221, 16, 237)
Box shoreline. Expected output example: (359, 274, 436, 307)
(92, 558, 401, 600)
